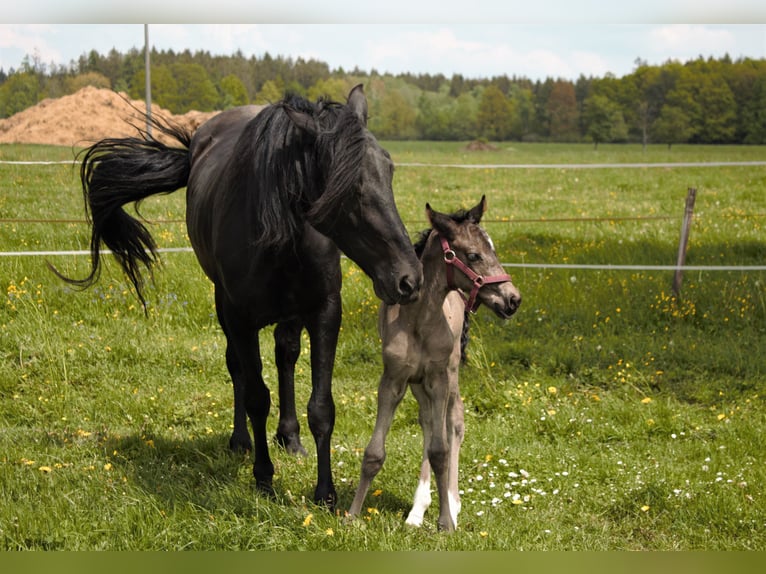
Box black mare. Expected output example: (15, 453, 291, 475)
(54, 85, 422, 508)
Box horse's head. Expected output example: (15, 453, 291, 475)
(285, 84, 422, 305)
(427, 195, 521, 318)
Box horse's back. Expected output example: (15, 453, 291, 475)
(189, 105, 263, 166)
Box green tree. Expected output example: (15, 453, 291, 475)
(477, 84, 513, 141)
(372, 89, 417, 139)
(651, 105, 694, 149)
(547, 80, 579, 141)
(0, 72, 39, 117)
(170, 63, 218, 112)
(219, 74, 250, 109)
(129, 65, 179, 112)
(740, 74, 766, 144)
(582, 94, 628, 149)
(416, 91, 451, 140)
(449, 92, 478, 140)
(307, 77, 352, 103)
(255, 77, 285, 104)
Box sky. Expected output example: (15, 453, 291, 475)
(1, 3, 765, 82)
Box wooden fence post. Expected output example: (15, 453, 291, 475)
(672, 187, 697, 298)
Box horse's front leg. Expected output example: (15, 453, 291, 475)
(303, 293, 342, 508)
(348, 366, 409, 519)
(274, 319, 308, 456)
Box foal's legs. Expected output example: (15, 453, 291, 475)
(419, 375, 456, 532)
(348, 368, 409, 518)
(303, 293, 342, 508)
(274, 319, 308, 456)
(405, 383, 433, 527)
(407, 382, 462, 529)
(446, 389, 465, 527)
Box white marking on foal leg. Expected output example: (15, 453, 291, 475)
(405, 477, 431, 527)
(448, 490, 461, 528)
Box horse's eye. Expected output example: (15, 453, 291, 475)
(467, 253, 481, 262)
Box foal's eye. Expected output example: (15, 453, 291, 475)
(467, 253, 481, 263)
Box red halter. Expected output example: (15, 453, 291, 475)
(438, 234, 512, 313)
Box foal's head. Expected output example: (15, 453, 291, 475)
(423, 195, 521, 318)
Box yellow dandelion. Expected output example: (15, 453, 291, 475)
(302, 513, 313, 527)
(646, 419, 655, 426)
(39, 466, 53, 473)
(547, 386, 557, 395)
(717, 413, 726, 421)
(367, 507, 379, 515)
(512, 499, 523, 505)
(372, 489, 383, 497)
(480, 531, 489, 538)
(104, 463, 113, 471)
(640, 505, 650, 512)
(325, 528, 334, 536)
(641, 397, 653, 404)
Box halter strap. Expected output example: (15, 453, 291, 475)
(438, 234, 512, 313)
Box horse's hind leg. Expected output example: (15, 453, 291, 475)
(406, 383, 433, 527)
(274, 319, 308, 456)
(446, 390, 465, 527)
(216, 288, 252, 453)
(217, 293, 275, 494)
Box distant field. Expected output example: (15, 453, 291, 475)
(1, 142, 764, 550)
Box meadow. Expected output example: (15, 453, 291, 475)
(0, 141, 764, 551)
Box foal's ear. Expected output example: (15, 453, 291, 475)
(285, 106, 319, 137)
(467, 195, 487, 224)
(347, 84, 368, 126)
(426, 203, 458, 240)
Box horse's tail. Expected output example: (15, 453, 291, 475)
(460, 309, 471, 364)
(51, 116, 193, 309)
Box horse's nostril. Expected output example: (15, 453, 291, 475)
(399, 275, 417, 296)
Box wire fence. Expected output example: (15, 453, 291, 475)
(2, 159, 764, 273)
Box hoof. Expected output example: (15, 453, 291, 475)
(229, 433, 252, 454)
(274, 432, 308, 457)
(314, 488, 338, 511)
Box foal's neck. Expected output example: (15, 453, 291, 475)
(406, 230, 455, 319)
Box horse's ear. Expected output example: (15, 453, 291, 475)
(285, 106, 319, 137)
(426, 203, 458, 240)
(347, 84, 368, 125)
(467, 195, 487, 224)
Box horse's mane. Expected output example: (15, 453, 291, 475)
(229, 91, 366, 251)
(413, 207, 474, 258)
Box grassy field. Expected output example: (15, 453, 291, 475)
(1, 141, 765, 550)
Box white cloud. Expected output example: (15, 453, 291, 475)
(649, 25, 735, 56)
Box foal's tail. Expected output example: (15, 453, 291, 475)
(50, 115, 193, 308)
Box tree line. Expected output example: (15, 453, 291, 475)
(2, 47, 766, 146)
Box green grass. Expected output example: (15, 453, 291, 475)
(1, 142, 765, 550)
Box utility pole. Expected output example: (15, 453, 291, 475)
(144, 24, 152, 136)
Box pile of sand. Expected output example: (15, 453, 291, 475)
(0, 86, 223, 147)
